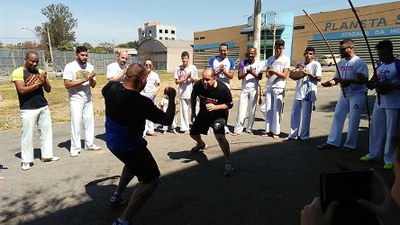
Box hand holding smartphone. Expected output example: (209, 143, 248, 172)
(320, 170, 379, 225)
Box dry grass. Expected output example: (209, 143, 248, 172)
(0, 71, 300, 131)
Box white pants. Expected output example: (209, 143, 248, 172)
(179, 98, 191, 132)
(69, 99, 95, 154)
(234, 89, 258, 133)
(289, 99, 313, 140)
(20, 106, 53, 162)
(367, 103, 399, 164)
(143, 94, 157, 135)
(264, 88, 285, 135)
(327, 93, 366, 149)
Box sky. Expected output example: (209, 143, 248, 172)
(0, 0, 397, 46)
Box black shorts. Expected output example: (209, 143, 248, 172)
(112, 146, 160, 183)
(190, 116, 226, 135)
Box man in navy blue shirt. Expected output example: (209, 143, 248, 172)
(102, 63, 176, 225)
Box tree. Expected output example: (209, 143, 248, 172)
(82, 42, 93, 50)
(116, 41, 138, 49)
(15, 41, 46, 50)
(35, 3, 78, 50)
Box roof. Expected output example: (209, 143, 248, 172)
(159, 40, 193, 48)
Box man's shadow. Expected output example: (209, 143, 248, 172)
(14, 149, 42, 160)
(58, 139, 98, 153)
(167, 149, 209, 165)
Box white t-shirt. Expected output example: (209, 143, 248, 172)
(106, 62, 127, 82)
(209, 56, 235, 89)
(334, 55, 368, 97)
(160, 97, 169, 112)
(376, 61, 400, 108)
(265, 55, 290, 89)
(294, 60, 322, 101)
(63, 60, 95, 101)
(238, 59, 263, 92)
(141, 71, 160, 97)
(174, 64, 198, 99)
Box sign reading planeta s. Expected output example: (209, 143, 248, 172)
(324, 15, 400, 32)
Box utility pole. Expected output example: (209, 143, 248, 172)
(272, 11, 277, 56)
(253, 0, 262, 60)
(47, 26, 54, 63)
(267, 11, 277, 56)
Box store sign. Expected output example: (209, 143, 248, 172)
(313, 27, 400, 40)
(323, 15, 400, 32)
(313, 15, 400, 40)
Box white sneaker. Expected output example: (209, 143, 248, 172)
(246, 129, 253, 135)
(86, 144, 102, 150)
(42, 156, 60, 162)
(70, 151, 80, 157)
(21, 162, 31, 171)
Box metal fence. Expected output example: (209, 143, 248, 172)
(0, 49, 138, 76)
(0, 49, 46, 76)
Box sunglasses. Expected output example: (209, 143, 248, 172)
(340, 46, 351, 51)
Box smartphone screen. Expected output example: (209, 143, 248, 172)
(320, 170, 379, 225)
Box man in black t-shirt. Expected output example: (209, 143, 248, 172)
(11, 51, 59, 171)
(190, 68, 234, 176)
(102, 63, 176, 225)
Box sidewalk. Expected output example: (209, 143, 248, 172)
(0, 86, 392, 225)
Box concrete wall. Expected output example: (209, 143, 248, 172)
(193, 25, 247, 69)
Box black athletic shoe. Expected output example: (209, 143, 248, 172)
(190, 143, 207, 153)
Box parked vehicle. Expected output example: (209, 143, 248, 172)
(316, 54, 341, 66)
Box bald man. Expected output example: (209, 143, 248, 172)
(11, 51, 59, 171)
(107, 50, 129, 82)
(102, 63, 176, 225)
(190, 68, 234, 176)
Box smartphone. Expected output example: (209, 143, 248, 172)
(320, 170, 379, 225)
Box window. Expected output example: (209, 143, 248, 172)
(159, 29, 163, 33)
(294, 25, 305, 30)
(165, 29, 169, 34)
(171, 30, 175, 34)
(159, 37, 162, 40)
(171, 37, 175, 40)
(165, 37, 169, 40)
(194, 37, 200, 40)
(200, 37, 205, 40)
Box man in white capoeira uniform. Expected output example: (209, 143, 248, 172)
(106, 50, 128, 82)
(360, 40, 400, 170)
(263, 39, 290, 139)
(174, 51, 198, 134)
(287, 47, 322, 141)
(209, 43, 235, 134)
(318, 39, 369, 151)
(232, 47, 263, 135)
(63, 46, 102, 157)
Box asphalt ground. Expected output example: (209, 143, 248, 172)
(0, 86, 395, 225)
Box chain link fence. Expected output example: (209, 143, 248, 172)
(0, 49, 137, 78)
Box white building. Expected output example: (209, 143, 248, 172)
(138, 22, 177, 43)
(137, 39, 193, 72)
